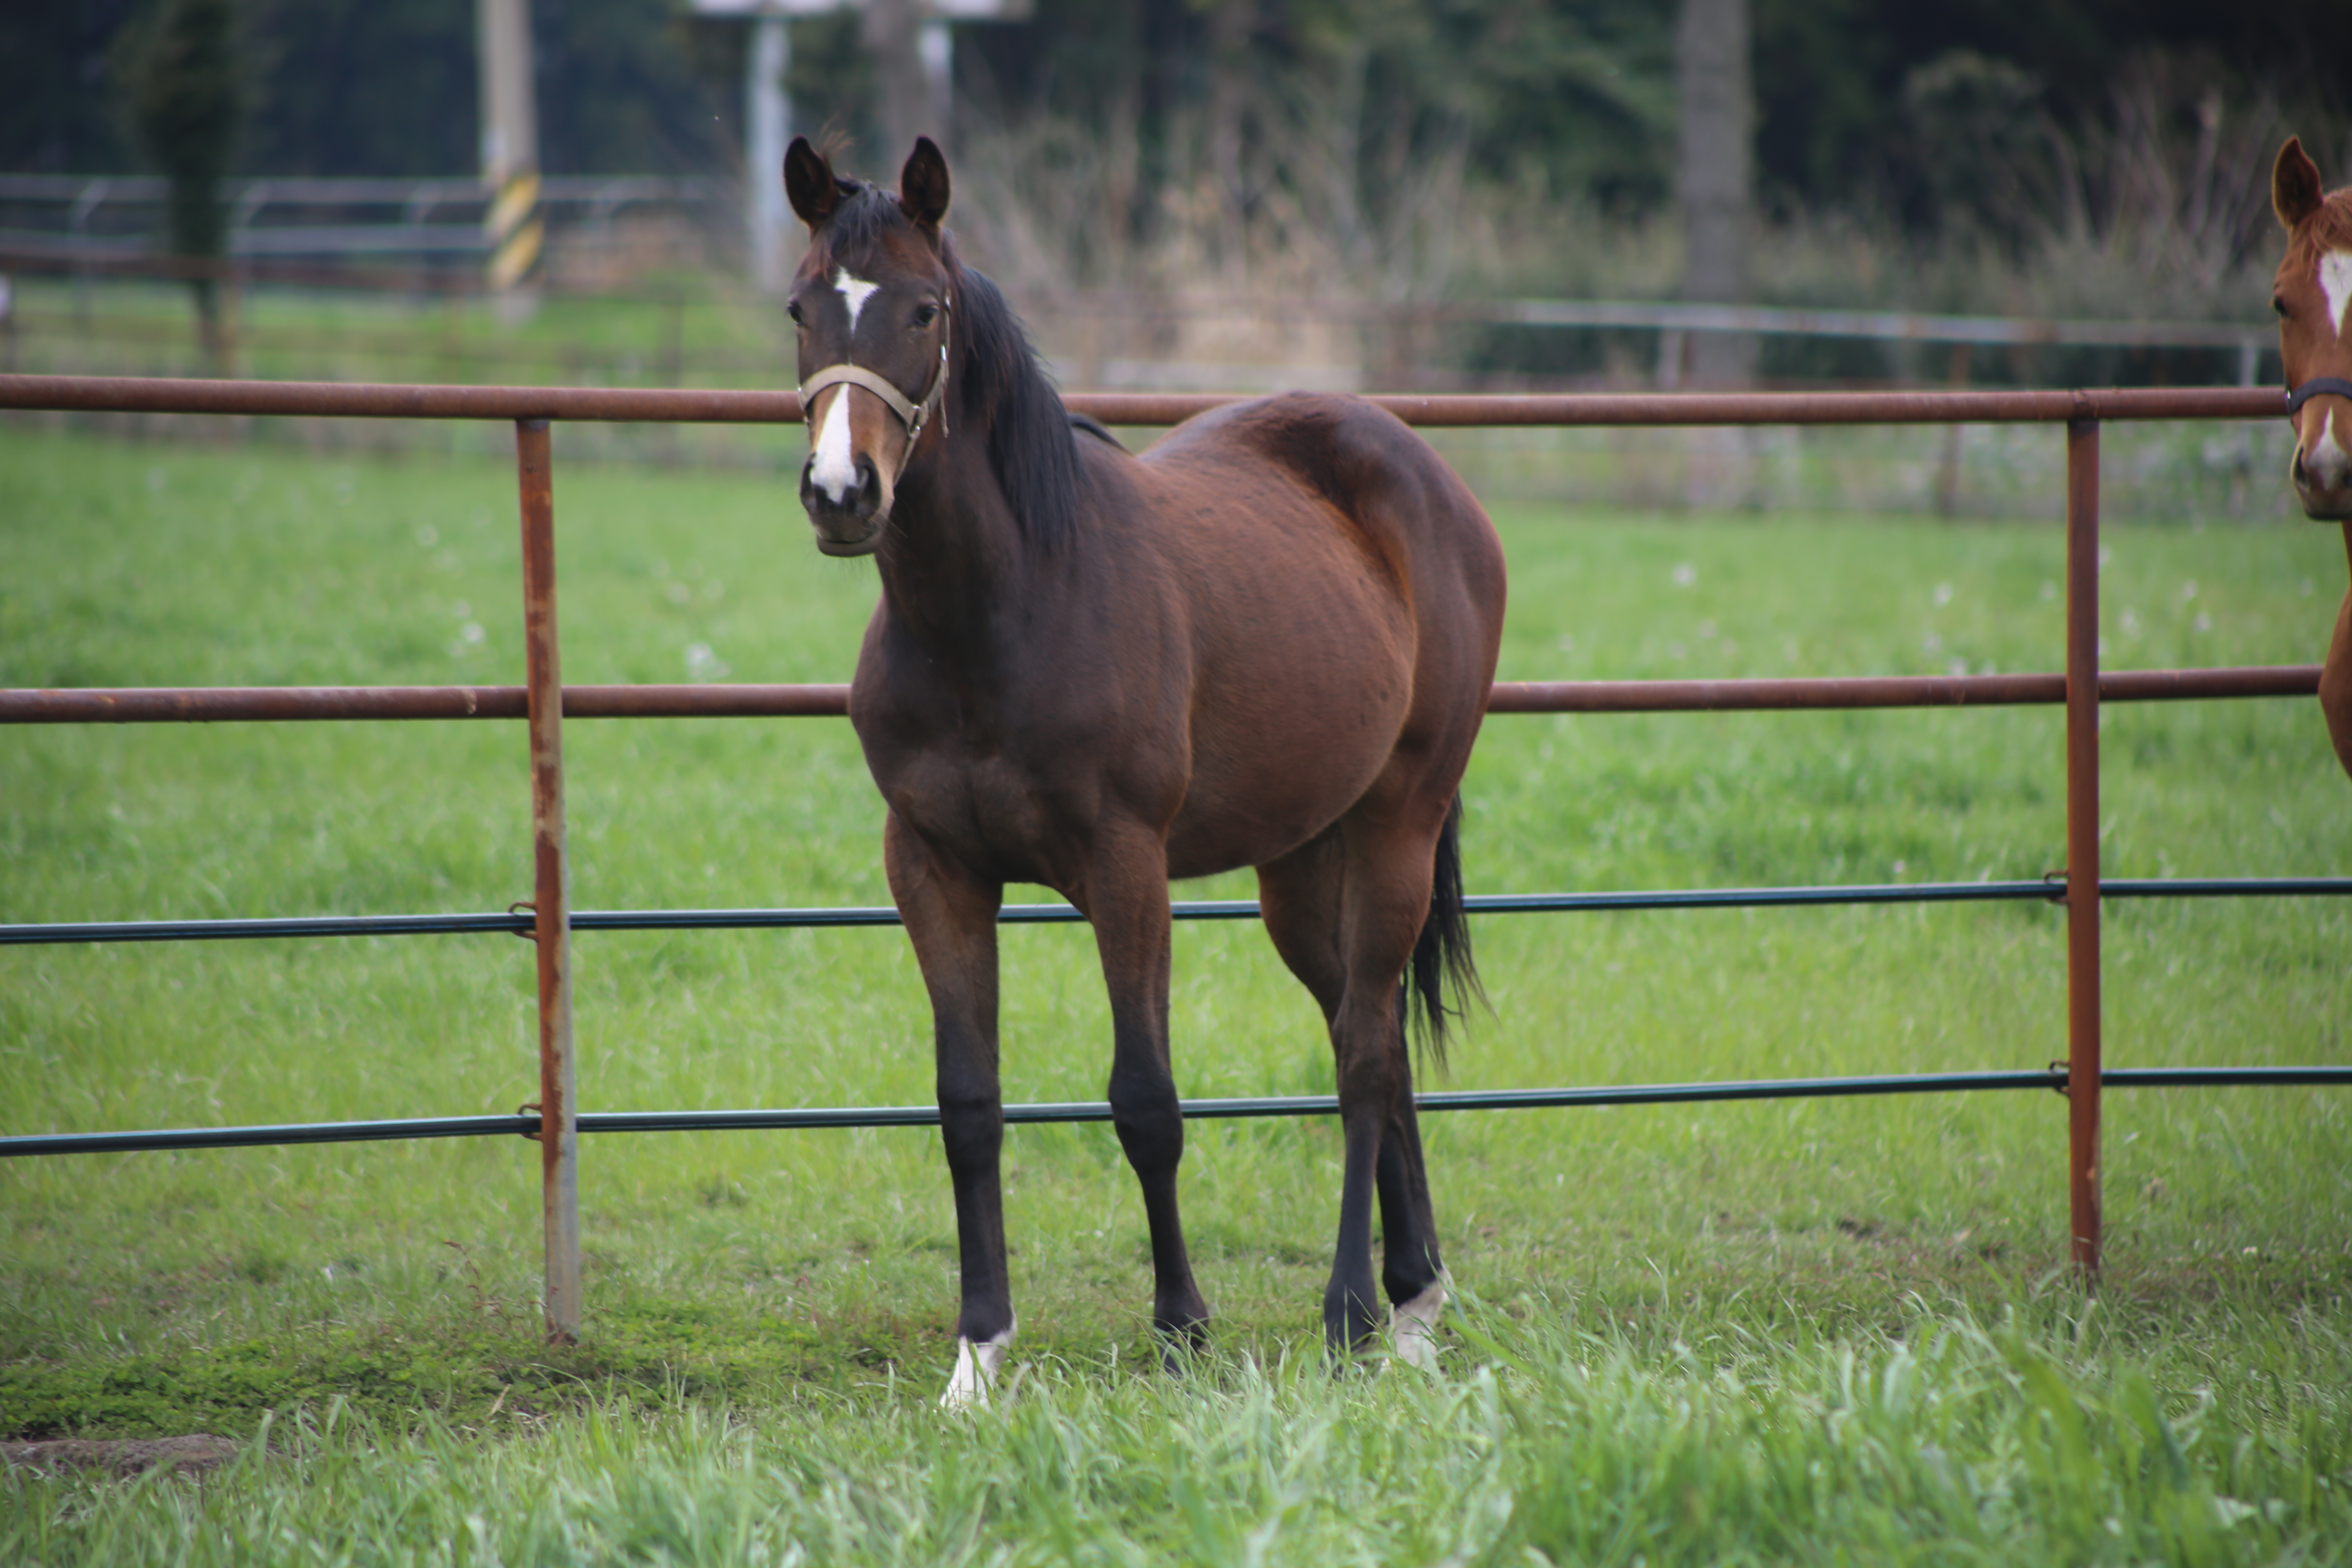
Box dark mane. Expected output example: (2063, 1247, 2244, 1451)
(949, 264, 1085, 551)
(810, 179, 1085, 551)
(802, 178, 904, 271)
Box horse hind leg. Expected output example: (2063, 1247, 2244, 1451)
(1259, 819, 1452, 1362)
(1381, 795, 1475, 1368)
(1376, 1081, 1448, 1370)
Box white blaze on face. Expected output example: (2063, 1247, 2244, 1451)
(835, 267, 882, 332)
(2313, 407, 2352, 491)
(807, 386, 859, 503)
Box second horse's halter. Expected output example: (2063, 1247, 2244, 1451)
(2287, 375, 2352, 418)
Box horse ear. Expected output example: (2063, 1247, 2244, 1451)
(786, 137, 839, 230)
(900, 136, 951, 232)
(2274, 136, 2325, 230)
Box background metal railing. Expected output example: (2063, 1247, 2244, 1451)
(0, 372, 2334, 1341)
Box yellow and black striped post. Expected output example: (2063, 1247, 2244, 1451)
(478, 0, 541, 293)
(485, 171, 543, 291)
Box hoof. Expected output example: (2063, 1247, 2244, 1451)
(940, 1321, 1015, 1411)
(1389, 1275, 1450, 1371)
(1154, 1314, 1210, 1374)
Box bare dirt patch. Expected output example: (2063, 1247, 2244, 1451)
(4, 1434, 241, 1479)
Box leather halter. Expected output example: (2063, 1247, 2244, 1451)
(797, 295, 952, 456)
(2288, 376, 2352, 418)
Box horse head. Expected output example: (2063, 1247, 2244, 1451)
(784, 136, 957, 556)
(2273, 136, 2352, 520)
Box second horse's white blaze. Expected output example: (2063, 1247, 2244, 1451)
(835, 267, 882, 331)
(2313, 407, 2352, 491)
(807, 386, 859, 502)
(2320, 252, 2352, 339)
(940, 1319, 1015, 1410)
(1391, 1274, 1450, 1371)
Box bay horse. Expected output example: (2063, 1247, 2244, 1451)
(2271, 136, 2352, 773)
(781, 136, 1506, 1407)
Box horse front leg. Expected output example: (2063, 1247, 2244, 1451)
(884, 812, 1012, 1409)
(1086, 824, 1210, 1354)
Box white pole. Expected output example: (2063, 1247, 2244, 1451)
(749, 14, 791, 292)
(478, 0, 539, 188)
(919, 17, 953, 141)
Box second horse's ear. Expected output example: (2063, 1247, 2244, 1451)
(2274, 136, 2325, 231)
(900, 136, 951, 232)
(786, 137, 840, 230)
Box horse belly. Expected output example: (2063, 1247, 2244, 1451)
(1163, 602, 1414, 878)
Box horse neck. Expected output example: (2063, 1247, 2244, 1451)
(873, 426, 1042, 664)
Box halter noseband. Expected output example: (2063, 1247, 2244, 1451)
(797, 295, 952, 457)
(2287, 376, 2352, 418)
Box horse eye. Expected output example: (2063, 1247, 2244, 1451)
(786, 301, 806, 327)
(2273, 296, 2289, 319)
(913, 304, 939, 328)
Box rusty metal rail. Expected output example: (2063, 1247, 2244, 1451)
(0, 370, 2334, 1333)
(0, 667, 2321, 725)
(0, 372, 2287, 427)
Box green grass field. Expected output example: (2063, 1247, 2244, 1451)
(3, 423, 2350, 1563)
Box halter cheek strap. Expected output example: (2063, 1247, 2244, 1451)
(2287, 377, 2352, 417)
(798, 295, 952, 453)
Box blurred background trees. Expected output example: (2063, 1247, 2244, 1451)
(0, 0, 2345, 321)
(111, 0, 241, 369)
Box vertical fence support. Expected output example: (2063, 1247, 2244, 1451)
(2065, 417, 2102, 1278)
(516, 416, 581, 1343)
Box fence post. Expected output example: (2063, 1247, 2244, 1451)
(2065, 417, 2102, 1277)
(516, 416, 582, 1342)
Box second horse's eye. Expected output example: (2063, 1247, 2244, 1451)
(787, 301, 806, 326)
(2273, 296, 2289, 319)
(913, 304, 939, 328)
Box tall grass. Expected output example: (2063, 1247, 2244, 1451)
(6, 1310, 2349, 1565)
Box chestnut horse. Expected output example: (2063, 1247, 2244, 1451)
(2272, 136, 2352, 772)
(781, 137, 1506, 1406)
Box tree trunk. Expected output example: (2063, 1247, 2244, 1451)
(1207, 0, 1253, 274)
(864, 0, 933, 158)
(1676, 0, 1754, 386)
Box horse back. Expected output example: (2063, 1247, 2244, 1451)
(1139, 391, 1505, 686)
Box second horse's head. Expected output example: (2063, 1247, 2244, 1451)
(2273, 137, 2352, 521)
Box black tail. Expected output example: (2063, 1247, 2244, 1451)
(1403, 795, 1483, 1072)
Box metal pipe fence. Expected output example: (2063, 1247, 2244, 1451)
(0, 372, 2332, 1342)
(9, 1069, 2350, 1161)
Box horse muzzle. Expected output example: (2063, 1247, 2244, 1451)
(2289, 381, 2352, 521)
(2292, 445, 2352, 521)
(2295, 430, 2352, 522)
(800, 452, 891, 555)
